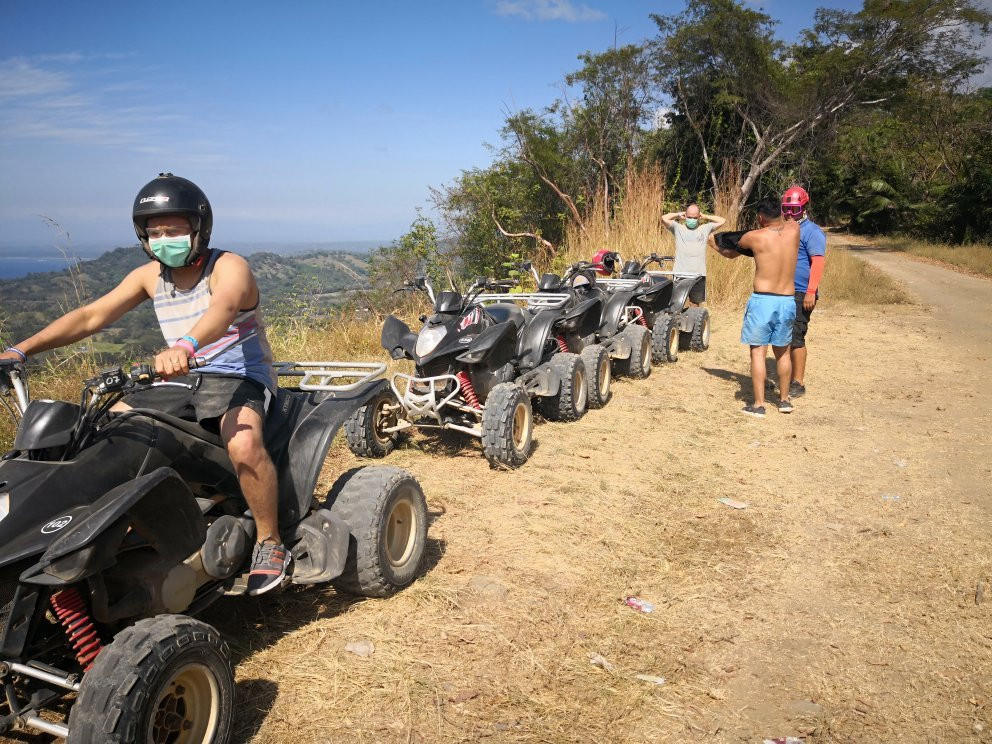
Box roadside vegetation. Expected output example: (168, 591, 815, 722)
(873, 237, 992, 278)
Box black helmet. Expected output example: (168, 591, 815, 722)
(132, 173, 213, 265)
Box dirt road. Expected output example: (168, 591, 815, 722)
(213, 245, 990, 743)
(8, 247, 987, 743)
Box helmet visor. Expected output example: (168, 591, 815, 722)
(782, 203, 805, 218)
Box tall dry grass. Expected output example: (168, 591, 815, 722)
(874, 236, 992, 277)
(559, 168, 755, 310)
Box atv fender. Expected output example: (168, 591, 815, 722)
(671, 276, 704, 313)
(277, 379, 391, 525)
(21, 467, 204, 585)
(381, 315, 417, 360)
(599, 291, 634, 337)
(635, 278, 674, 312)
(455, 320, 517, 367)
(515, 362, 561, 397)
(557, 296, 602, 337)
(516, 308, 560, 371)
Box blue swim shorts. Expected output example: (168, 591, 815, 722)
(740, 292, 797, 347)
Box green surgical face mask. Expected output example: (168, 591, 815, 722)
(685, 218, 699, 229)
(149, 234, 192, 267)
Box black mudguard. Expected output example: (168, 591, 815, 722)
(557, 296, 601, 336)
(455, 320, 517, 367)
(276, 379, 391, 524)
(517, 308, 559, 371)
(671, 276, 705, 312)
(21, 467, 204, 586)
(599, 291, 635, 337)
(381, 315, 417, 360)
(635, 278, 674, 313)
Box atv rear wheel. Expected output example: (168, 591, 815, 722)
(580, 344, 611, 408)
(327, 466, 428, 597)
(618, 324, 652, 378)
(481, 382, 533, 468)
(687, 307, 711, 351)
(345, 388, 401, 458)
(69, 615, 234, 744)
(539, 352, 588, 422)
(651, 313, 680, 363)
(679, 307, 711, 351)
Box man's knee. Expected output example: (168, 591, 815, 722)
(221, 408, 269, 467)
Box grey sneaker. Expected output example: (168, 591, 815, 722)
(743, 404, 766, 418)
(777, 398, 794, 414)
(789, 381, 806, 398)
(246, 541, 291, 596)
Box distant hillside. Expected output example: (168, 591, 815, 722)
(0, 245, 369, 355)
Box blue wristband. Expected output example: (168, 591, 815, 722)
(180, 335, 199, 352)
(4, 347, 26, 362)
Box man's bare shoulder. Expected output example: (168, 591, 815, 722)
(128, 260, 160, 295)
(213, 251, 252, 274)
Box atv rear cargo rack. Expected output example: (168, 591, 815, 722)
(472, 292, 571, 309)
(272, 361, 386, 392)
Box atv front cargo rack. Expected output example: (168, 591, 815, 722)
(472, 292, 571, 309)
(598, 278, 644, 290)
(272, 361, 386, 392)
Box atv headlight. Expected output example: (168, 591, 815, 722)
(415, 325, 447, 357)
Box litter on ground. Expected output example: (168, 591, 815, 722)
(718, 497, 749, 509)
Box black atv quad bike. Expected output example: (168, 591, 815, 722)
(611, 252, 710, 363)
(532, 261, 653, 402)
(0, 355, 429, 743)
(346, 274, 597, 469)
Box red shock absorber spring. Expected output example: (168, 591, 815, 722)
(556, 335, 570, 353)
(637, 310, 648, 327)
(50, 588, 103, 671)
(456, 371, 481, 409)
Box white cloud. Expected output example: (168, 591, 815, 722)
(0, 58, 70, 99)
(495, 0, 606, 22)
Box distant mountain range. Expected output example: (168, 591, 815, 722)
(0, 245, 372, 356)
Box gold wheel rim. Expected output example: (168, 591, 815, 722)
(149, 662, 220, 744)
(373, 398, 395, 446)
(385, 494, 418, 568)
(574, 366, 587, 412)
(669, 326, 679, 357)
(512, 400, 531, 450)
(641, 336, 651, 368)
(598, 356, 610, 396)
(702, 317, 711, 347)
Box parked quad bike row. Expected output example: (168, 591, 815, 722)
(345, 252, 711, 468)
(0, 253, 709, 743)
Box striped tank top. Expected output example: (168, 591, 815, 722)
(153, 249, 277, 392)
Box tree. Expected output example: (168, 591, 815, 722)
(651, 0, 991, 207)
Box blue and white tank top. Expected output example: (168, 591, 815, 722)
(153, 249, 277, 392)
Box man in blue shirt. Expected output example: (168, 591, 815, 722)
(782, 186, 826, 398)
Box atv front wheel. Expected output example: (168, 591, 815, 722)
(481, 382, 533, 468)
(651, 313, 680, 364)
(327, 466, 428, 597)
(539, 352, 588, 422)
(345, 388, 401, 458)
(580, 344, 611, 408)
(69, 615, 234, 744)
(618, 324, 652, 378)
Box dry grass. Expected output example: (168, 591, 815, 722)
(819, 244, 910, 305)
(873, 236, 992, 278)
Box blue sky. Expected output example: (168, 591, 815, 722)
(1, 0, 869, 249)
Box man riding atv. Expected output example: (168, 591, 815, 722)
(0, 173, 288, 596)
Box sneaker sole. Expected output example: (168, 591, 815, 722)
(742, 410, 766, 418)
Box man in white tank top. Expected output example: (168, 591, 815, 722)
(0, 174, 288, 596)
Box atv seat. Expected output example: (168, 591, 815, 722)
(485, 302, 527, 330)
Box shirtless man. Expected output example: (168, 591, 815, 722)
(712, 196, 800, 417)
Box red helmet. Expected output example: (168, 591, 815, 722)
(782, 185, 809, 218)
(591, 249, 616, 276)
